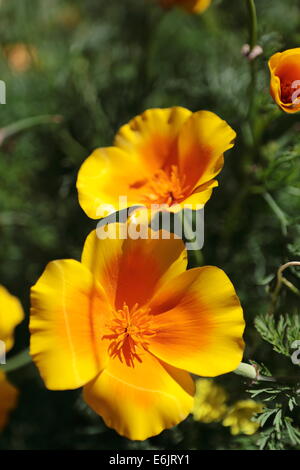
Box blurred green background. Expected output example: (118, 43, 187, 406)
(0, 0, 300, 450)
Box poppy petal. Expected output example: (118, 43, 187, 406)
(84, 352, 194, 440)
(178, 111, 236, 191)
(81, 227, 187, 309)
(30, 260, 109, 390)
(0, 286, 24, 353)
(114, 107, 192, 172)
(77, 147, 147, 219)
(148, 266, 245, 377)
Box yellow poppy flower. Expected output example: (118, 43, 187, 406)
(30, 224, 245, 440)
(0, 371, 19, 431)
(222, 400, 263, 435)
(0, 286, 23, 432)
(193, 379, 228, 423)
(0, 285, 24, 353)
(159, 0, 211, 14)
(269, 48, 300, 114)
(77, 108, 236, 219)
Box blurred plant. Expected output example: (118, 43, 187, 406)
(193, 379, 228, 423)
(2, 43, 37, 74)
(222, 400, 263, 436)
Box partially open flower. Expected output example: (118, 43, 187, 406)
(30, 224, 245, 440)
(159, 0, 211, 14)
(222, 400, 263, 435)
(269, 48, 300, 114)
(77, 107, 236, 219)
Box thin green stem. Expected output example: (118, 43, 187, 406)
(246, 0, 258, 50)
(269, 261, 300, 314)
(0, 114, 63, 146)
(246, 0, 258, 135)
(1, 349, 32, 373)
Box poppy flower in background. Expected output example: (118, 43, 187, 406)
(269, 48, 300, 114)
(0, 285, 24, 431)
(77, 107, 236, 220)
(159, 0, 211, 14)
(30, 224, 245, 440)
(222, 400, 263, 436)
(0, 372, 19, 432)
(0, 285, 24, 353)
(192, 379, 228, 423)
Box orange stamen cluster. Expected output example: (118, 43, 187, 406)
(281, 79, 300, 104)
(104, 303, 156, 367)
(141, 165, 190, 207)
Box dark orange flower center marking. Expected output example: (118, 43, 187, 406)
(281, 79, 300, 104)
(139, 165, 190, 207)
(103, 303, 156, 367)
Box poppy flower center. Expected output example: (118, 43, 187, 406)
(280, 79, 300, 104)
(104, 303, 156, 367)
(140, 165, 190, 207)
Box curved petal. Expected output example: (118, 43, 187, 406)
(0, 371, 19, 431)
(83, 352, 194, 440)
(177, 180, 219, 211)
(114, 107, 192, 173)
(0, 285, 24, 353)
(77, 147, 148, 219)
(30, 259, 110, 390)
(148, 266, 245, 377)
(81, 226, 187, 309)
(178, 111, 236, 191)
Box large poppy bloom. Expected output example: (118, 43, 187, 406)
(30, 224, 245, 440)
(269, 48, 300, 114)
(159, 0, 211, 14)
(77, 108, 236, 219)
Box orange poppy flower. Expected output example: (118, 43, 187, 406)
(0, 371, 19, 431)
(269, 48, 300, 114)
(30, 224, 245, 440)
(77, 108, 236, 219)
(159, 0, 211, 14)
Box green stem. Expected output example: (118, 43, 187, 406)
(246, 0, 258, 50)
(1, 349, 32, 373)
(0, 114, 63, 146)
(181, 212, 203, 268)
(269, 261, 300, 314)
